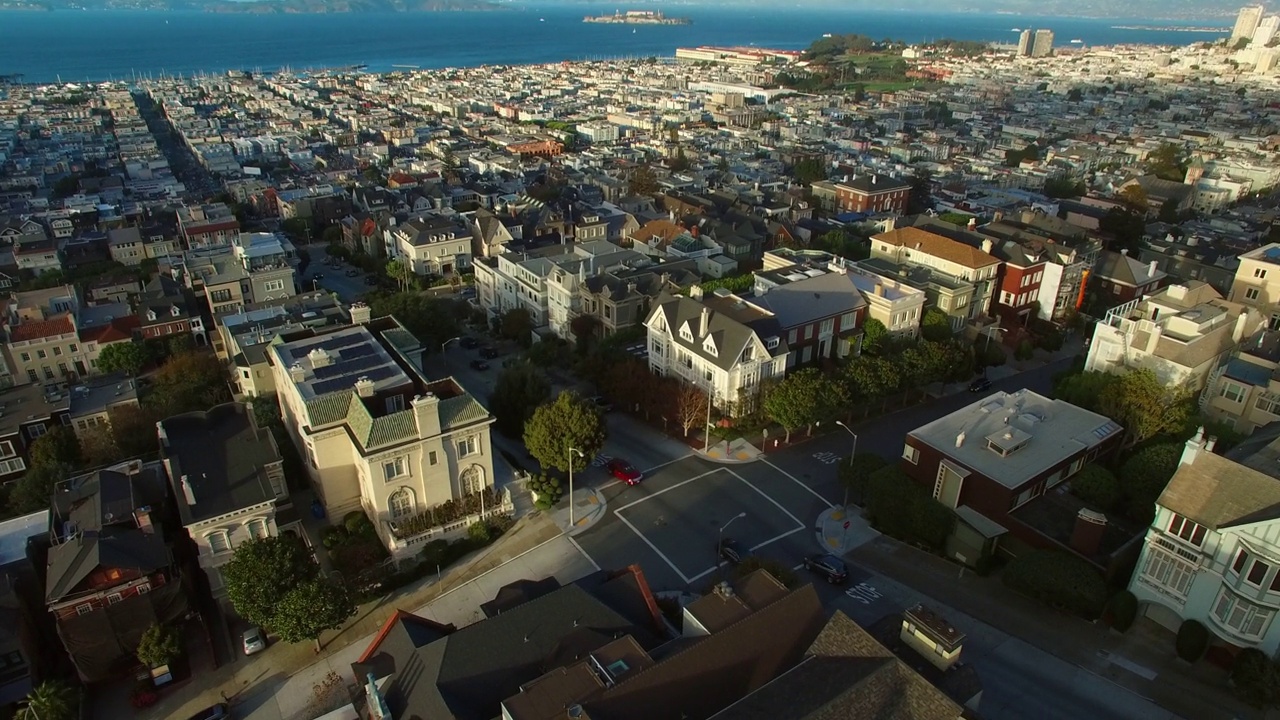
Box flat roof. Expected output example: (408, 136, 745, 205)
(909, 389, 1121, 489)
(68, 374, 137, 418)
(161, 403, 281, 525)
(272, 325, 411, 401)
(0, 383, 70, 439)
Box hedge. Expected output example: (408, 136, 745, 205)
(1002, 549, 1108, 618)
(1231, 647, 1280, 708)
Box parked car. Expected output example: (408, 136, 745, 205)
(460, 336, 479, 350)
(242, 627, 266, 655)
(364, 275, 379, 286)
(589, 395, 614, 413)
(187, 703, 230, 720)
(718, 538, 746, 564)
(470, 359, 490, 371)
(802, 554, 849, 584)
(345, 269, 359, 277)
(479, 347, 500, 359)
(311, 272, 324, 280)
(606, 458, 642, 486)
(968, 376, 993, 393)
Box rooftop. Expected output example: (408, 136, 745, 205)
(909, 389, 1122, 489)
(67, 375, 137, 419)
(273, 325, 412, 401)
(0, 382, 70, 439)
(160, 403, 284, 526)
(1241, 243, 1280, 266)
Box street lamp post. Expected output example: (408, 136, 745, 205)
(718, 512, 746, 555)
(982, 325, 1008, 363)
(567, 447, 586, 529)
(441, 336, 460, 369)
(834, 421, 858, 508)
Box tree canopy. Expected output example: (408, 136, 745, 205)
(365, 292, 460, 352)
(628, 165, 659, 196)
(223, 535, 320, 631)
(762, 368, 846, 441)
(16, 680, 77, 720)
(499, 308, 535, 348)
(920, 308, 953, 342)
(136, 623, 182, 667)
(489, 364, 550, 438)
(97, 342, 149, 377)
(271, 577, 356, 651)
(523, 392, 607, 473)
(1098, 369, 1191, 448)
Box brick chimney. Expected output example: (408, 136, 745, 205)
(699, 306, 711, 339)
(1070, 509, 1108, 557)
(350, 301, 372, 325)
(412, 393, 441, 439)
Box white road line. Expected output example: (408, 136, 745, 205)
(727, 469, 808, 530)
(616, 512, 692, 584)
(749, 526, 805, 552)
(762, 459, 836, 510)
(686, 563, 725, 584)
(640, 453, 696, 475)
(613, 468, 724, 513)
(598, 478, 621, 491)
(792, 563, 805, 571)
(567, 535, 601, 572)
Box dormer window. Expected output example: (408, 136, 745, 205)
(703, 336, 718, 357)
(680, 324, 693, 342)
(764, 337, 780, 350)
(170, 306, 181, 317)
(146, 310, 157, 321)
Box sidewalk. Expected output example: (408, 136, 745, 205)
(848, 536, 1259, 720)
(814, 505, 879, 554)
(102, 512, 567, 720)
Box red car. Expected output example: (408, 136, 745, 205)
(607, 458, 643, 486)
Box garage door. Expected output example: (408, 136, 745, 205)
(1144, 602, 1183, 632)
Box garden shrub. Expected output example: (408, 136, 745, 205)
(1231, 647, 1280, 708)
(1175, 619, 1209, 662)
(1002, 549, 1108, 618)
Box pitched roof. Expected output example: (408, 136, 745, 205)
(160, 403, 283, 525)
(712, 612, 963, 720)
(1094, 250, 1166, 288)
(835, 174, 912, 194)
(873, 227, 1000, 270)
(10, 314, 74, 342)
(1159, 444, 1280, 529)
(77, 315, 139, 345)
(750, 273, 866, 330)
(649, 294, 770, 372)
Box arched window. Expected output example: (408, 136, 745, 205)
(388, 488, 415, 519)
(460, 465, 485, 495)
(247, 518, 269, 540)
(207, 530, 231, 553)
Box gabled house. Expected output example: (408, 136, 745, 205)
(645, 290, 788, 415)
(1129, 429, 1280, 656)
(44, 459, 187, 682)
(389, 215, 471, 277)
(1093, 251, 1168, 305)
(160, 403, 295, 600)
(469, 207, 516, 258)
(865, 226, 1000, 330)
(749, 271, 867, 366)
(136, 274, 202, 344)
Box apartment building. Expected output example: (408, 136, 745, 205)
(760, 249, 926, 339)
(645, 291, 788, 414)
(179, 232, 298, 315)
(1086, 282, 1265, 392)
(965, 211, 1101, 322)
(136, 274, 203, 344)
(863, 226, 1000, 330)
(903, 389, 1124, 568)
(1092, 251, 1168, 305)
(388, 215, 472, 277)
(68, 375, 138, 440)
(545, 260, 698, 340)
(830, 174, 912, 215)
(746, 270, 867, 365)
(176, 203, 240, 248)
(1228, 244, 1280, 331)
(1129, 429, 1280, 655)
(1201, 330, 1280, 434)
(160, 403, 295, 599)
(0, 383, 71, 483)
(269, 314, 498, 559)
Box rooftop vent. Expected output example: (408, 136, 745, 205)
(354, 376, 375, 397)
(308, 347, 333, 368)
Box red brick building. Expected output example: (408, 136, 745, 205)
(833, 174, 911, 215)
(1092, 250, 1168, 305)
(901, 389, 1125, 568)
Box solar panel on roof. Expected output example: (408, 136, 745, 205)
(312, 354, 383, 380)
(363, 366, 399, 383)
(311, 377, 355, 396)
(291, 333, 364, 359)
(339, 344, 378, 361)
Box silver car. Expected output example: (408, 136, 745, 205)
(242, 627, 266, 656)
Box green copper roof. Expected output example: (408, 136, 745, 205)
(366, 410, 418, 449)
(439, 394, 490, 430)
(305, 390, 355, 427)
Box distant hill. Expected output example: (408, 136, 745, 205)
(3, 0, 501, 11)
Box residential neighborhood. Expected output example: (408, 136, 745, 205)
(4, 9, 1280, 719)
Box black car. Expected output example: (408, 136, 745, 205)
(469, 359, 490, 371)
(460, 336, 479, 350)
(345, 269, 360, 277)
(364, 275, 379, 286)
(589, 395, 614, 412)
(718, 538, 746, 564)
(479, 347, 500, 359)
(802, 554, 849, 584)
(968, 376, 993, 393)
(311, 272, 324, 280)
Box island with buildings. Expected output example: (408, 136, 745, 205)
(583, 9, 690, 25)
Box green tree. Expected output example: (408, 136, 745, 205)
(1052, 370, 1118, 413)
(1099, 208, 1147, 253)
(762, 368, 845, 441)
(16, 680, 77, 720)
(839, 453, 887, 505)
(860, 317, 889, 355)
(920, 308, 952, 342)
(223, 536, 319, 631)
(1070, 464, 1122, 512)
(96, 341, 149, 377)
(523, 392, 607, 473)
(669, 147, 691, 172)
(9, 464, 70, 514)
(365, 293, 460, 352)
(1231, 648, 1280, 709)
(1003, 549, 1108, 617)
(1147, 142, 1188, 182)
(271, 577, 356, 652)
(385, 258, 412, 292)
(792, 157, 827, 184)
(1120, 442, 1182, 523)
(1099, 369, 1190, 449)
(28, 426, 82, 470)
(628, 165, 659, 196)
(1043, 177, 1086, 199)
(863, 465, 953, 552)
(136, 623, 182, 667)
(841, 354, 900, 400)
(147, 351, 230, 417)
(280, 217, 311, 242)
(489, 364, 550, 438)
(1118, 184, 1149, 213)
(321, 225, 343, 246)
(1158, 198, 1181, 224)
(499, 308, 535, 348)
